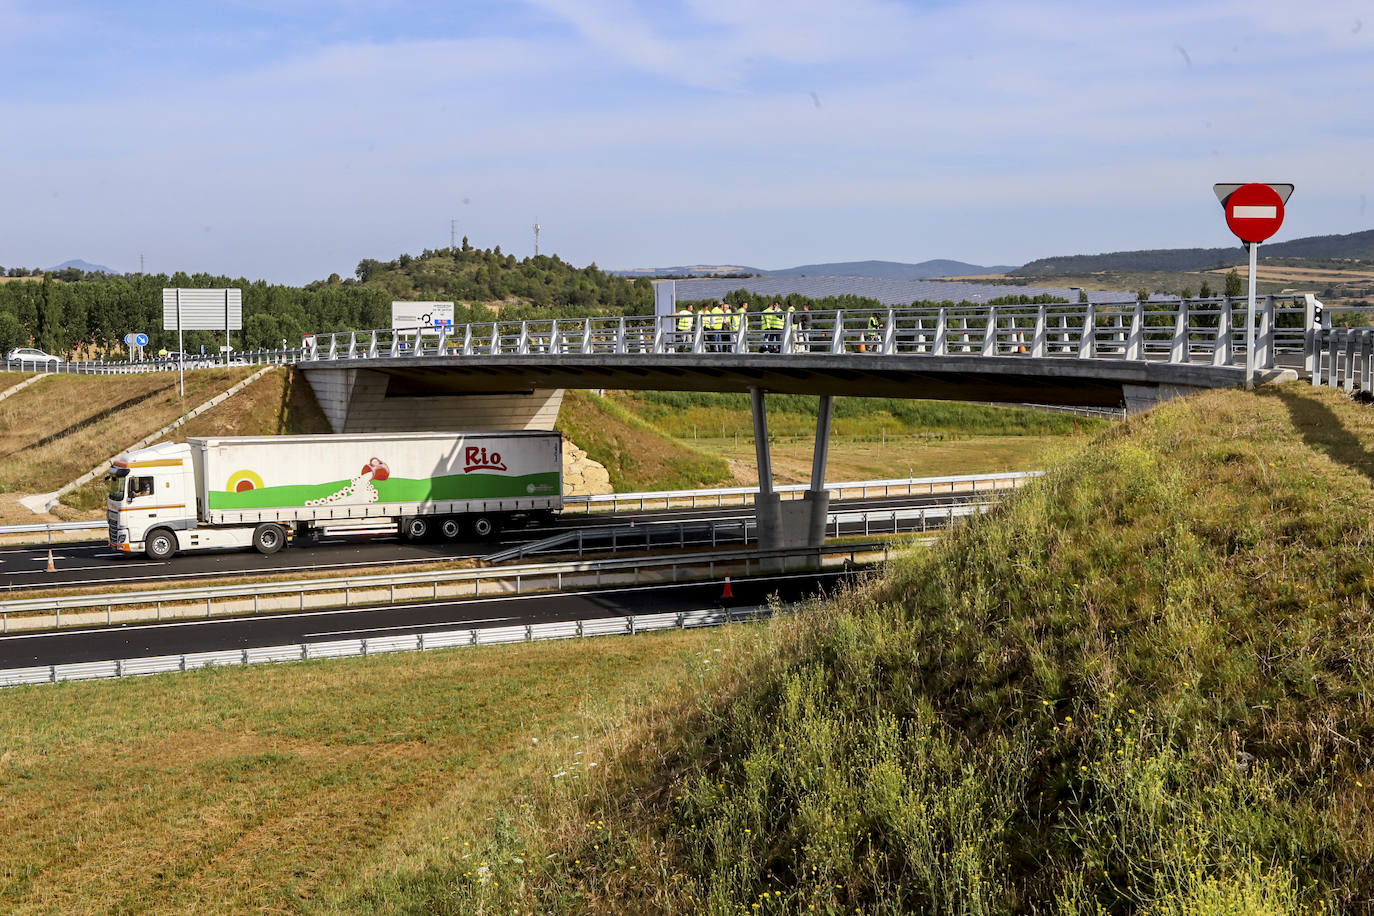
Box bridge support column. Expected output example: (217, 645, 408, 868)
(803, 394, 833, 547)
(751, 387, 783, 553)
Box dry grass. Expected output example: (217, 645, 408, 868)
(0, 369, 256, 497)
(0, 626, 732, 914)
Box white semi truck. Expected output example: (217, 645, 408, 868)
(105, 431, 563, 559)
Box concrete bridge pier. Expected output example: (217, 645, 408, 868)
(751, 388, 832, 554)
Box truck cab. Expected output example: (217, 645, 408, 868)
(106, 442, 198, 559)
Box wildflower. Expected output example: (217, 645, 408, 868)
(1064, 716, 1073, 723)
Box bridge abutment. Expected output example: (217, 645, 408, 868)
(301, 368, 563, 433)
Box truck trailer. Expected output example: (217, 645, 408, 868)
(105, 431, 563, 559)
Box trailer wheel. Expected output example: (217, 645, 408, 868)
(470, 515, 500, 540)
(402, 516, 431, 542)
(439, 516, 462, 540)
(144, 528, 177, 561)
(253, 523, 286, 555)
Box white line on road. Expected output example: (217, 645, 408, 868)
(305, 616, 517, 638)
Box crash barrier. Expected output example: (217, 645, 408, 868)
(0, 473, 1039, 543)
(0, 605, 779, 689)
(486, 503, 979, 563)
(0, 543, 890, 634)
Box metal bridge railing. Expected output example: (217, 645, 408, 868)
(301, 296, 1323, 371)
(1311, 327, 1374, 393)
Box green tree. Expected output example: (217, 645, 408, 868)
(1137, 288, 1151, 302)
(1181, 287, 1194, 299)
(1199, 279, 1214, 298)
(1224, 270, 1243, 298)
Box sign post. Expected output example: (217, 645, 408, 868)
(1214, 182, 1293, 390)
(162, 288, 243, 396)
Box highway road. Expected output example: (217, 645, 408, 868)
(1, 493, 969, 592)
(0, 570, 851, 668)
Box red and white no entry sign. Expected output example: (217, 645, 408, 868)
(1214, 182, 1292, 244)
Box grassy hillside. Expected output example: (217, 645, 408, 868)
(388, 383, 1374, 914)
(0, 369, 260, 520)
(0, 629, 730, 913)
(558, 389, 733, 491)
(59, 367, 332, 512)
(612, 391, 1103, 484)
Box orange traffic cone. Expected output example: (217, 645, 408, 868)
(721, 576, 733, 600)
(46, 548, 55, 572)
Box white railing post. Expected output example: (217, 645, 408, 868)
(1126, 300, 1143, 360)
(436, 329, 449, 355)
(1304, 293, 1320, 378)
(517, 322, 530, 355)
(1031, 305, 1047, 358)
(413, 333, 425, 357)
(653, 317, 665, 353)
(882, 309, 896, 354)
(1078, 303, 1096, 359)
(1170, 301, 1189, 363)
(327, 334, 338, 359)
(347, 331, 357, 358)
(1213, 299, 1235, 366)
(389, 333, 400, 357)
(831, 310, 846, 353)
(616, 318, 627, 354)
(488, 323, 500, 355)
(981, 306, 998, 357)
(933, 307, 948, 356)
(1258, 295, 1276, 369)
(582, 318, 594, 354)
(692, 317, 705, 354)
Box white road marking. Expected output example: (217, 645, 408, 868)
(305, 616, 517, 638)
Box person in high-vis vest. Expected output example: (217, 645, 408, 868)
(675, 304, 694, 351)
(762, 302, 784, 353)
(708, 302, 725, 352)
(863, 312, 882, 352)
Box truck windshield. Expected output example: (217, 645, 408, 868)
(106, 468, 130, 502)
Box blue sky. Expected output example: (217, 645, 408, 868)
(2, 0, 1370, 284)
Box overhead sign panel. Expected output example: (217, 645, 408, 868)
(391, 301, 455, 331)
(162, 288, 243, 331)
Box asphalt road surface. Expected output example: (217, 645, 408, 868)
(0, 570, 855, 668)
(2, 494, 965, 592)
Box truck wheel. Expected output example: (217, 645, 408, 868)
(253, 523, 286, 555)
(439, 516, 462, 540)
(402, 516, 431, 542)
(470, 515, 499, 540)
(144, 528, 177, 561)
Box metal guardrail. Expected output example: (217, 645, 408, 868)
(2, 349, 304, 375)
(0, 473, 1039, 542)
(1311, 327, 1374, 393)
(561, 471, 1039, 513)
(486, 503, 984, 563)
(0, 604, 778, 689)
(301, 296, 1322, 370)
(0, 543, 890, 633)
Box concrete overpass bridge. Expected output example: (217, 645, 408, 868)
(297, 295, 1344, 551)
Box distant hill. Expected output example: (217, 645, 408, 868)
(1012, 229, 1374, 277)
(614, 259, 1014, 280)
(767, 259, 1016, 279)
(48, 258, 120, 275)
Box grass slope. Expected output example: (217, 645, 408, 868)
(59, 367, 332, 512)
(558, 388, 732, 491)
(405, 383, 1374, 914)
(0, 629, 731, 913)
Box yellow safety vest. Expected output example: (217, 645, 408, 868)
(677, 311, 693, 332)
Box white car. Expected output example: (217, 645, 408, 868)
(6, 347, 63, 365)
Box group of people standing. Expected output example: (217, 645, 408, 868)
(671, 301, 811, 353)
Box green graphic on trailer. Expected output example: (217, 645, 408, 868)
(207, 472, 560, 510)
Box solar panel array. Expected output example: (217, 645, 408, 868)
(665, 276, 1132, 307)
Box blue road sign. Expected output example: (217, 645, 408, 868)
(135, 333, 149, 347)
